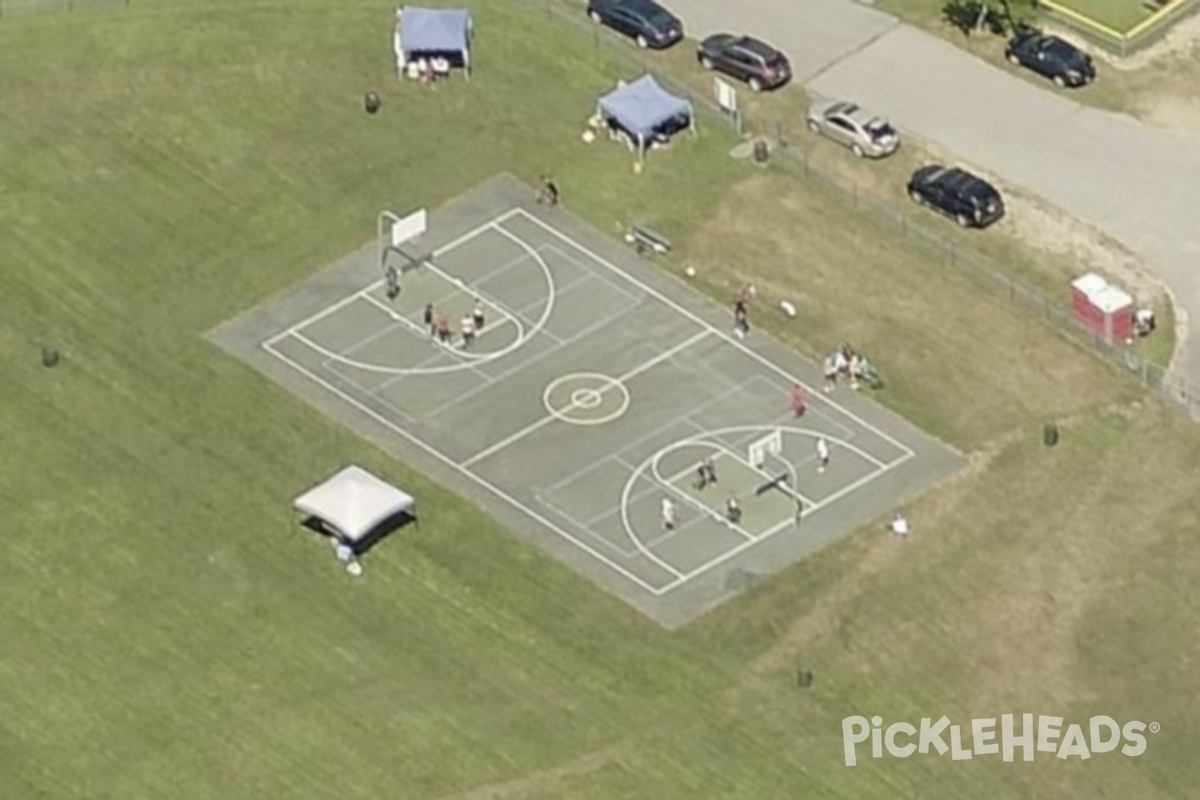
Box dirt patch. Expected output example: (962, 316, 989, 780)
(1051, 11, 1200, 131)
(1000, 189, 1161, 301)
(1091, 7, 1200, 71)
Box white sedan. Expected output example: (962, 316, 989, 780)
(806, 100, 900, 159)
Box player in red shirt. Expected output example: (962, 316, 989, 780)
(790, 383, 807, 418)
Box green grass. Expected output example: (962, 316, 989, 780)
(1042, 0, 1154, 33)
(2, 1, 1199, 798)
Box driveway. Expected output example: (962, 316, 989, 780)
(668, 0, 1200, 385)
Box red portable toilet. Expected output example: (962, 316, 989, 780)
(1071, 273, 1107, 324)
(1091, 285, 1134, 343)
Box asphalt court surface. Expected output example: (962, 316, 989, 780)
(212, 175, 964, 628)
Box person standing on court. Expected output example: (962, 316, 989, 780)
(435, 312, 452, 344)
(385, 264, 400, 300)
(537, 174, 560, 206)
(661, 497, 676, 531)
(460, 313, 476, 349)
(790, 384, 807, 417)
(472, 300, 485, 331)
(423, 303, 435, 336)
(695, 456, 717, 490)
(816, 437, 830, 473)
(733, 299, 750, 340)
(725, 496, 742, 525)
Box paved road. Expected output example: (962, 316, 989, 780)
(669, 0, 1200, 385)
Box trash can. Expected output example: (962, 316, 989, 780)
(1043, 423, 1058, 447)
(753, 139, 769, 164)
(41, 346, 59, 368)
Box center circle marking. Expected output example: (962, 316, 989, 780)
(571, 388, 604, 409)
(543, 372, 630, 426)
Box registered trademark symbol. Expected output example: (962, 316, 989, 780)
(1149, 722, 1160, 733)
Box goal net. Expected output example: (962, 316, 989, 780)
(747, 430, 802, 523)
(747, 430, 782, 470)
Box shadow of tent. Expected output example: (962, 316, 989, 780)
(301, 509, 418, 556)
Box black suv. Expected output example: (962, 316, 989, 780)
(696, 34, 791, 92)
(586, 0, 683, 50)
(907, 165, 1004, 229)
(1004, 32, 1095, 88)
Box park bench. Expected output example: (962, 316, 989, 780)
(625, 224, 672, 256)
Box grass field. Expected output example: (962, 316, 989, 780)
(1047, 0, 1157, 33)
(879, 0, 1154, 33)
(2, 1, 1198, 798)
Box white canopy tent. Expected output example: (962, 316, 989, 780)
(294, 465, 415, 548)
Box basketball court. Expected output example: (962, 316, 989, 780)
(211, 175, 964, 628)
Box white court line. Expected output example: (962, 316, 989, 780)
(265, 209, 522, 347)
(338, 248, 537, 366)
(650, 451, 758, 543)
(658, 450, 915, 593)
(266, 212, 919, 599)
(703, 440, 817, 508)
(411, 274, 628, 412)
(541, 244, 643, 306)
(533, 440, 728, 561)
(416, 257, 536, 342)
(262, 339, 673, 594)
(508, 210, 916, 459)
(488, 225, 567, 346)
(360, 291, 520, 353)
(584, 406, 805, 529)
(459, 329, 710, 469)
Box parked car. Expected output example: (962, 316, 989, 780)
(1004, 31, 1095, 88)
(907, 165, 1004, 228)
(805, 100, 899, 159)
(586, 0, 683, 50)
(696, 34, 790, 92)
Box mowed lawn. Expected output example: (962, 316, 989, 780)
(879, 0, 1154, 32)
(1, 1, 1198, 799)
(1050, 0, 1156, 32)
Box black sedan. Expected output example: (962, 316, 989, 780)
(696, 34, 790, 92)
(586, 0, 683, 50)
(1004, 32, 1095, 88)
(907, 165, 1004, 229)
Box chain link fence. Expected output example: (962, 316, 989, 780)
(537, 0, 1200, 418)
(10, 0, 1198, 415)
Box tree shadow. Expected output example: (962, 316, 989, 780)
(942, 1, 1010, 37)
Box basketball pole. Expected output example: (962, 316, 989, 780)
(378, 211, 398, 273)
(767, 448, 801, 526)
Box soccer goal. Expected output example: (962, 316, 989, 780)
(377, 208, 428, 274)
(747, 430, 782, 470)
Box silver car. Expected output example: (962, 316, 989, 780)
(806, 100, 900, 159)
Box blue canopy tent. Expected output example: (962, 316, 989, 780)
(396, 6, 473, 77)
(597, 75, 694, 163)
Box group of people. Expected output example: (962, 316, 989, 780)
(823, 343, 875, 393)
(660, 493, 741, 533)
(421, 300, 487, 349)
